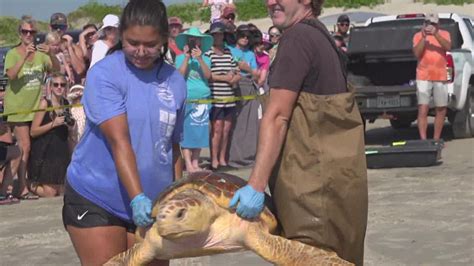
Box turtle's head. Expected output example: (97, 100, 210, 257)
(156, 189, 217, 239)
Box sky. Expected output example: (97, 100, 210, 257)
(0, 0, 199, 21)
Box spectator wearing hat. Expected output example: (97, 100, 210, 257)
(221, 4, 236, 27)
(227, 24, 260, 168)
(335, 14, 351, 47)
(50, 12, 86, 81)
(202, 0, 234, 24)
(175, 27, 213, 172)
(167, 16, 184, 65)
(205, 22, 241, 170)
(49, 12, 68, 37)
(413, 13, 451, 140)
(89, 14, 120, 68)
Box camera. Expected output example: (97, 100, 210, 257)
(63, 108, 75, 127)
(188, 39, 196, 52)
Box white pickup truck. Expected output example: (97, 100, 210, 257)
(347, 13, 473, 138)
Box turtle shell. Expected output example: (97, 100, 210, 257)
(151, 171, 277, 232)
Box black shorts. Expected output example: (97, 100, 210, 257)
(62, 183, 136, 233)
(210, 107, 236, 121)
(0, 144, 8, 162)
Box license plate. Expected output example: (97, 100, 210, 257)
(377, 95, 400, 108)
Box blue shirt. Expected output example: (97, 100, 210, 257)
(227, 45, 257, 76)
(175, 54, 212, 99)
(67, 51, 187, 222)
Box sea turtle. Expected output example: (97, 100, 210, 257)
(105, 171, 353, 265)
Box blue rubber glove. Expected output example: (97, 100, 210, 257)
(229, 185, 265, 219)
(130, 193, 154, 227)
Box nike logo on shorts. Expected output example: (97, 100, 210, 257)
(77, 210, 89, 220)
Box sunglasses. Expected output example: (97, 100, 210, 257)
(51, 24, 67, 31)
(225, 14, 235, 20)
(52, 82, 67, 88)
(269, 33, 281, 38)
(338, 23, 350, 27)
(424, 21, 438, 26)
(20, 29, 37, 36)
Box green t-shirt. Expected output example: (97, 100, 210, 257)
(4, 48, 51, 122)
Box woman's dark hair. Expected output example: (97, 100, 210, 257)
(311, 0, 325, 17)
(108, 0, 169, 58)
(82, 23, 98, 31)
(249, 30, 263, 50)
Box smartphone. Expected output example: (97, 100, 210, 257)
(188, 39, 196, 51)
(33, 36, 42, 48)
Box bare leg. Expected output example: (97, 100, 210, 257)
(191, 148, 202, 171)
(67, 225, 129, 266)
(11, 123, 31, 196)
(0, 146, 21, 195)
(182, 148, 195, 173)
(433, 106, 447, 140)
(417, 104, 429, 140)
(31, 183, 60, 197)
(219, 117, 233, 166)
(211, 119, 224, 168)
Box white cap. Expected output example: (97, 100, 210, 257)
(425, 13, 439, 24)
(99, 14, 120, 31)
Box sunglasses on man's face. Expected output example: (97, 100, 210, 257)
(424, 21, 438, 26)
(52, 82, 67, 88)
(270, 33, 281, 38)
(20, 29, 37, 36)
(52, 24, 67, 31)
(225, 15, 235, 20)
(338, 23, 350, 27)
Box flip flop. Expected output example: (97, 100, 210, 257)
(0, 194, 21, 205)
(19, 192, 39, 200)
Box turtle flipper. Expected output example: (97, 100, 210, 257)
(245, 228, 354, 266)
(103, 243, 142, 266)
(104, 226, 163, 266)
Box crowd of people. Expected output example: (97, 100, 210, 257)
(0, 2, 288, 205)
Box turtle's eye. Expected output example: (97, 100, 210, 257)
(176, 208, 186, 219)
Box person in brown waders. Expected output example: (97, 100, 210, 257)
(228, 0, 368, 265)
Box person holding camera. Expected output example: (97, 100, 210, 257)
(89, 14, 120, 69)
(4, 16, 60, 200)
(175, 27, 213, 172)
(49, 12, 86, 82)
(28, 73, 73, 197)
(412, 13, 451, 140)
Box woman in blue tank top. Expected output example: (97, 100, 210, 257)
(62, 1, 187, 265)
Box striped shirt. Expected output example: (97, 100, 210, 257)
(205, 48, 238, 108)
